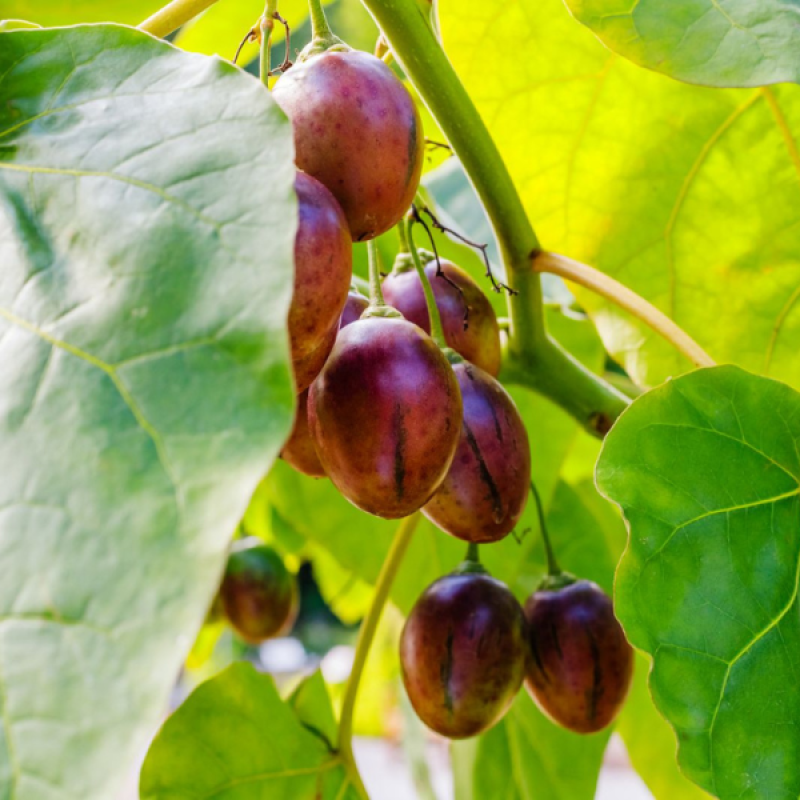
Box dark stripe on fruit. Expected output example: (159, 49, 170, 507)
(529, 635, 549, 682)
(551, 620, 563, 660)
(441, 629, 455, 714)
(405, 112, 419, 186)
(585, 625, 602, 723)
(393, 403, 407, 500)
(464, 421, 503, 521)
(487, 392, 503, 443)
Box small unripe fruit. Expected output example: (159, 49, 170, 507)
(220, 540, 299, 644)
(423, 362, 530, 542)
(290, 172, 352, 391)
(273, 51, 424, 241)
(281, 390, 325, 478)
(524, 578, 634, 734)
(400, 569, 528, 738)
(382, 257, 502, 376)
(309, 316, 462, 518)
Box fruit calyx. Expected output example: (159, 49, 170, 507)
(391, 248, 436, 275)
(453, 543, 487, 576)
(535, 571, 578, 593)
(360, 304, 404, 320)
(298, 0, 350, 60)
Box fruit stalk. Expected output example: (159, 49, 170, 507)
(529, 480, 560, 577)
(406, 220, 447, 349)
(367, 239, 386, 307)
(138, 0, 219, 36)
(259, 0, 279, 86)
(306, 0, 334, 41)
(338, 513, 421, 792)
(357, 0, 630, 437)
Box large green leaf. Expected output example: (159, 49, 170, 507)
(440, 0, 800, 390)
(0, 26, 296, 799)
(140, 663, 358, 799)
(597, 366, 800, 798)
(564, 0, 800, 88)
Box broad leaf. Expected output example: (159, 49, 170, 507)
(440, 0, 800, 390)
(565, 0, 800, 88)
(597, 365, 800, 798)
(0, 26, 296, 799)
(140, 663, 358, 799)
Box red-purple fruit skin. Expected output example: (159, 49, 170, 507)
(281, 389, 325, 478)
(382, 260, 502, 376)
(339, 291, 369, 328)
(523, 580, 634, 734)
(273, 51, 424, 241)
(423, 362, 530, 543)
(290, 172, 352, 390)
(308, 316, 462, 518)
(400, 571, 528, 739)
(220, 542, 299, 644)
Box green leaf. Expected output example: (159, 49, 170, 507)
(287, 670, 339, 750)
(440, 0, 800, 390)
(453, 692, 611, 800)
(597, 365, 800, 798)
(564, 0, 800, 88)
(0, 25, 296, 799)
(140, 663, 358, 799)
(618, 654, 711, 800)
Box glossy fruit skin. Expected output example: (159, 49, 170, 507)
(523, 579, 634, 734)
(220, 541, 299, 644)
(290, 171, 352, 391)
(339, 291, 369, 328)
(382, 259, 502, 376)
(308, 316, 462, 518)
(281, 389, 325, 478)
(273, 51, 424, 241)
(423, 362, 530, 543)
(400, 570, 528, 739)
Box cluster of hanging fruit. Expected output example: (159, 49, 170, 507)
(222, 4, 634, 740)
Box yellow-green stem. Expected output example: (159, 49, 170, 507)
(338, 514, 421, 792)
(259, 0, 278, 86)
(138, 0, 218, 37)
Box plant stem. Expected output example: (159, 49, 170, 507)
(307, 0, 333, 40)
(396, 218, 411, 254)
(367, 240, 385, 306)
(358, 0, 631, 437)
(465, 542, 479, 563)
(534, 252, 716, 368)
(406, 221, 447, 349)
(338, 513, 421, 794)
(259, 0, 278, 86)
(529, 481, 560, 576)
(138, 0, 219, 37)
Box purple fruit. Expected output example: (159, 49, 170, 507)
(424, 362, 530, 542)
(308, 316, 462, 518)
(339, 291, 370, 328)
(290, 171, 352, 391)
(524, 578, 634, 734)
(281, 389, 325, 478)
(220, 540, 299, 644)
(400, 569, 528, 738)
(273, 51, 424, 241)
(382, 256, 502, 376)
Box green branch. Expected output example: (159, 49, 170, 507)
(357, 0, 630, 436)
(338, 513, 421, 794)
